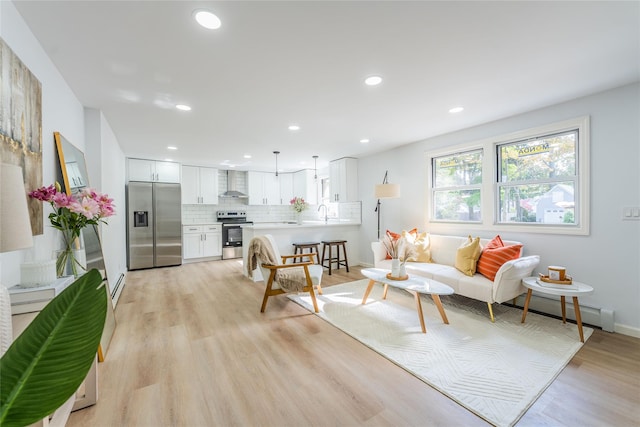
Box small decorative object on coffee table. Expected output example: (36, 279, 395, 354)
(361, 268, 453, 333)
(521, 276, 594, 342)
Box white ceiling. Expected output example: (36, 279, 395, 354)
(13, 1, 640, 173)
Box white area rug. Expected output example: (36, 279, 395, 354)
(288, 280, 592, 427)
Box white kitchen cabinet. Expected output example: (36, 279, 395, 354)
(183, 225, 222, 260)
(181, 166, 218, 204)
(279, 173, 294, 205)
(248, 171, 281, 205)
(293, 169, 319, 205)
(66, 161, 86, 190)
(128, 158, 180, 183)
(329, 157, 358, 202)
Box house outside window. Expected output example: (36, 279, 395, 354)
(497, 130, 578, 226)
(432, 149, 483, 222)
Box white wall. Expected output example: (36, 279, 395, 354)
(0, 1, 127, 299)
(357, 83, 640, 336)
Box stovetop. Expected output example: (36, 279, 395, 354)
(217, 210, 249, 223)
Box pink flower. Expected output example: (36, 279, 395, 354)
(28, 184, 56, 202)
(71, 197, 101, 219)
(52, 192, 74, 207)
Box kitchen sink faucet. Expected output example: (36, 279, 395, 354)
(318, 204, 328, 223)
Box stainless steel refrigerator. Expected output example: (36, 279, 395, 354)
(126, 182, 182, 270)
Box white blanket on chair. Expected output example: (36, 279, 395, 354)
(247, 236, 308, 292)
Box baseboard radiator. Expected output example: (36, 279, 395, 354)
(514, 294, 615, 332)
(111, 273, 126, 305)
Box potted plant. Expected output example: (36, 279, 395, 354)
(0, 269, 107, 427)
(290, 196, 307, 224)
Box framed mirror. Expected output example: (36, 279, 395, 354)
(54, 131, 116, 362)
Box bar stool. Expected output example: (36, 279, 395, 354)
(320, 240, 349, 275)
(292, 242, 321, 264)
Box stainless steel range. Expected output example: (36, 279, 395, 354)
(217, 210, 253, 259)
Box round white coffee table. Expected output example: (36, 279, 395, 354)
(361, 268, 454, 333)
(521, 276, 594, 342)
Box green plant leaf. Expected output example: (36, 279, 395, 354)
(0, 269, 107, 427)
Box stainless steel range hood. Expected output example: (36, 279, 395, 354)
(220, 170, 248, 198)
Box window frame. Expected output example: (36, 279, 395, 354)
(431, 148, 484, 224)
(426, 116, 590, 236)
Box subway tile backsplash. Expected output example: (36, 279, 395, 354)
(182, 200, 361, 224)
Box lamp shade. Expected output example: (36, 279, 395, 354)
(374, 183, 400, 199)
(1, 164, 34, 253)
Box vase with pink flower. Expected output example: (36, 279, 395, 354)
(29, 183, 115, 278)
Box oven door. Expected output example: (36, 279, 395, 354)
(221, 223, 244, 259)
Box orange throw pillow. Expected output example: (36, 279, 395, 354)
(477, 235, 522, 281)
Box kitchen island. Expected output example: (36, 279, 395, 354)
(242, 221, 361, 281)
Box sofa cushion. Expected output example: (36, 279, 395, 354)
(403, 230, 432, 263)
(476, 235, 523, 281)
(455, 236, 482, 276)
(477, 244, 523, 281)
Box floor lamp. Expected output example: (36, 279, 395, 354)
(374, 170, 400, 239)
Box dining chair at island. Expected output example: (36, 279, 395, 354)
(246, 234, 323, 313)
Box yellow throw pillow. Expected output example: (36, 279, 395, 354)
(455, 236, 482, 276)
(402, 231, 432, 263)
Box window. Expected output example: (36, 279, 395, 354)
(427, 116, 589, 235)
(432, 149, 483, 222)
(497, 130, 578, 225)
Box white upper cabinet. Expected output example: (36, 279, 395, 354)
(279, 173, 294, 205)
(248, 171, 281, 205)
(128, 158, 180, 183)
(329, 157, 358, 202)
(293, 169, 319, 205)
(181, 165, 218, 204)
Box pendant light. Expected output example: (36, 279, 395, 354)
(312, 155, 318, 180)
(273, 151, 280, 177)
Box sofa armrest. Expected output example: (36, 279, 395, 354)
(492, 255, 540, 303)
(371, 241, 387, 267)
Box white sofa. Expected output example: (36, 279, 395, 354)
(371, 234, 540, 321)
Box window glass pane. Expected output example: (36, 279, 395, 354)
(498, 181, 575, 224)
(499, 131, 576, 182)
(434, 150, 482, 187)
(434, 189, 481, 221)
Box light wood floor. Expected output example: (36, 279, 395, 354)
(68, 260, 640, 427)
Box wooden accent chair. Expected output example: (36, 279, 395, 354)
(248, 235, 323, 313)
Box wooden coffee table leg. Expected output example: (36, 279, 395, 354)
(361, 279, 376, 304)
(561, 295, 567, 323)
(573, 296, 585, 343)
(431, 294, 449, 324)
(413, 291, 427, 333)
(521, 289, 533, 323)
(382, 283, 389, 300)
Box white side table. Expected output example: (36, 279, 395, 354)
(521, 276, 594, 342)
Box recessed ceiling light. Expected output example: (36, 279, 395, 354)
(165, 158, 173, 162)
(194, 10, 221, 30)
(167, 146, 177, 150)
(176, 104, 191, 111)
(244, 154, 252, 159)
(288, 124, 300, 131)
(360, 138, 370, 143)
(449, 106, 464, 113)
(364, 75, 383, 86)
